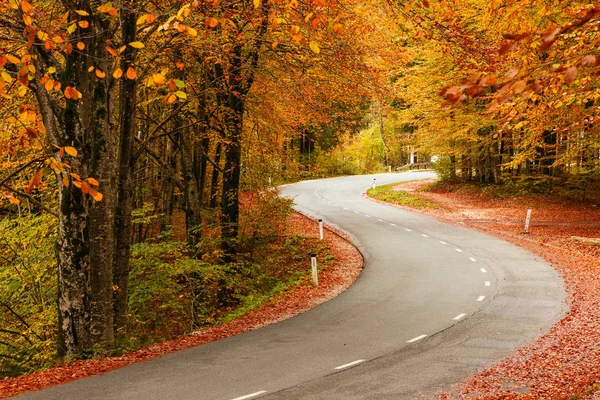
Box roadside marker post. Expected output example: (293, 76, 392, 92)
(389, 166, 392, 173)
(524, 209, 532, 233)
(373, 179, 377, 190)
(318, 219, 324, 240)
(268, 176, 272, 186)
(311, 254, 318, 286)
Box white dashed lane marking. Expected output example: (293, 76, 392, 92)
(470, 257, 477, 262)
(405, 228, 412, 232)
(421, 234, 429, 238)
(477, 296, 486, 302)
(407, 334, 427, 343)
(334, 360, 365, 370)
(480, 268, 487, 273)
(439, 241, 447, 245)
(453, 313, 466, 321)
(455, 248, 463, 253)
(485, 281, 491, 287)
(231, 391, 267, 400)
(390, 223, 397, 227)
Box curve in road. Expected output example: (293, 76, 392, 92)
(18, 172, 566, 400)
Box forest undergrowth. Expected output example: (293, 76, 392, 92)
(0, 191, 333, 379)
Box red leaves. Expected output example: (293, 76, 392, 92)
(564, 66, 577, 84)
(540, 26, 561, 51)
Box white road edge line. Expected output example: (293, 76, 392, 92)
(231, 390, 267, 400)
(480, 268, 487, 273)
(407, 334, 427, 343)
(470, 257, 477, 262)
(453, 313, 466, 320)
(334, 359, 365, 370)
(477, 296, 486, 302)
(485, 281, 491, 287)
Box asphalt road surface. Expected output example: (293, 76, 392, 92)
(19, 172, 565, 400)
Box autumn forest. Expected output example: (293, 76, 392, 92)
(1, 0, 599, 396)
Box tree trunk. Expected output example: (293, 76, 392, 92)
(57, 7, 117, 354)
(113, 7, 138, 334)
(210, 142, 223, 209)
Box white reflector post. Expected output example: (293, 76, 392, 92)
(311, 254, 318, 286)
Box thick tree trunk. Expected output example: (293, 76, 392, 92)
(220, 103, 244, 258)
(57, 7, 117, 354)
(113, 7, 137, 334)
(181, 130, 204, 258)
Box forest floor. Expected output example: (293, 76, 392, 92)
(379, 178, 600, 400)
(0, 213, 362, 399)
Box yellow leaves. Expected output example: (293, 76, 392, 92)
(205, 18, 219, 28)
(21, 0, 33, 15)
(97, 2, 116, 14)
(90, 189, 103, 201)
(126, 67, 136, 80)
(95, 69, 106, 79)
(74, 10, 89, 16)
(129, 41, 144, 49)
(187, 27, 198, 37)
(113, 68, 123, 79)
(64, 146, 78, 157)
(67, 23, 77, 34)
(1, 71, 13, 83)
(65, 173, 103, 201)
(78, 20, 90, 29)
(76, 42, 85, 50)
(86, 177, 99, 186)
(254, 0, 261, 8)
(166, 94, 177, 104)
(37, 31, 49, 41)
(152, 73, 167, 85)
(106, 46, 118, 57)
(309, 40, 320, 54)
(137, 14, 156, 25)
(6, 54, 21, 65)
(64, 86, 82, 100)
(333, 23, 343, 35)
(6, 194, 20, 205)
(44, 78, 54, 91)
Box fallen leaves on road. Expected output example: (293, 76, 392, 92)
(0, 213, 362, 399)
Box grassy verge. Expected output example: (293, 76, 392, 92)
(367, 182, 438, 209)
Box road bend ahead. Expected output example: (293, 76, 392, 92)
(19, 172, 565, 400)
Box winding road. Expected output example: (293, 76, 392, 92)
(19, 172, 565, 400)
